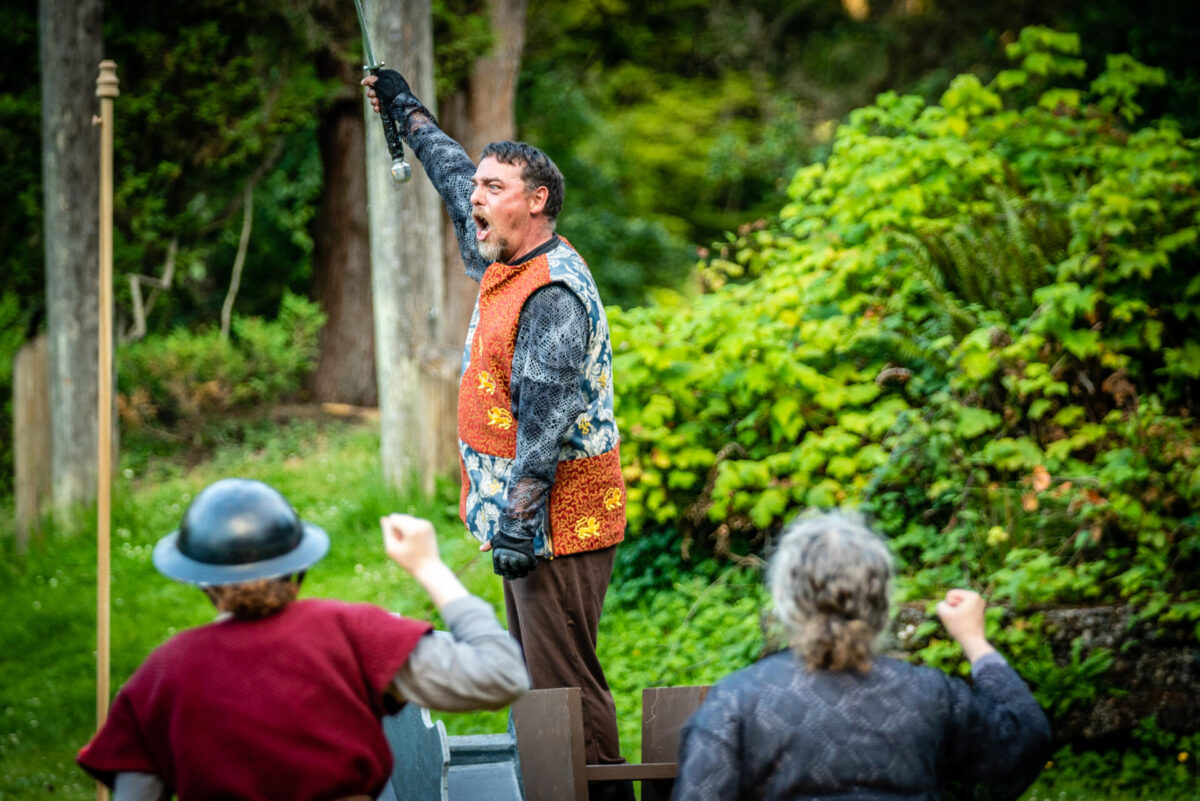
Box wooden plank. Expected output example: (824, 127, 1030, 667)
(641, 685, 710, 763)
(511, 687, 588, 801)
(512, 685, 710, 801)
(584, 762, 677, 781)
(640, 685, 711, 801)
(14, 335, 50, 550)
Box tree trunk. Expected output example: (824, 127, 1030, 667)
(368, 0, 447, 494)
(437, 0, 529, 467)
(40, 0, 103, 511)
(310, 72, 377, 406)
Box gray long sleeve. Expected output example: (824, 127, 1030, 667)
(390, 595, 530, 711)
(386, 93, 489, 283)
(113, 772, 168, 801)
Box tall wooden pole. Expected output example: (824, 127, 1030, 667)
(94, 58, 118, 801)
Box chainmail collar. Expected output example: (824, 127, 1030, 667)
(503, 235, 560, 266)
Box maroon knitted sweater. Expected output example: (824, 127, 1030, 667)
(78, 599, 431, 800)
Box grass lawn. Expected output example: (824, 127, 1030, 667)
(1, 415, 1195, 799)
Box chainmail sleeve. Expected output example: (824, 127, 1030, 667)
(386, 92, 489, 283)
(501, 284, 590, 543)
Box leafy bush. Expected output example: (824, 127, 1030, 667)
(1029, 718, 1199, 800)
(117, 291, 325, 442)
(609, 26, 1200, 734)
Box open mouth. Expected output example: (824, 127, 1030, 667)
(474, 213, 491, 240)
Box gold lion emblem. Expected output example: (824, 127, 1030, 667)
(603, 487, 623, 511)
(574, 516, 600, 539)
(477, 371, 496, 395)
(487, 407, 514, 429)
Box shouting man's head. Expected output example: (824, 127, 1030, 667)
(470, 141, 564, 264)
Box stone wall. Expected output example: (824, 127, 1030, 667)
(890, 604, 1200, 743)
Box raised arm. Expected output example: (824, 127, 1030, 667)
(940, 590, 1052, 800)
(363, 71, 490, 282)
(380, 514, 530, 710)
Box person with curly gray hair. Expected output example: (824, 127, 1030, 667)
(675, 511, 1051, 801)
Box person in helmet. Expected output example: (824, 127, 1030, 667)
(76, 478, 530, 801)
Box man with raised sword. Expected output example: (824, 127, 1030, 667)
(364, 68, 631, 798)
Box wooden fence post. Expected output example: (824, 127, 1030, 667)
(14, 334, 51, 550)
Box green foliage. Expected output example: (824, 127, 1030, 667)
(518, 67, 695, 307)
(1008, 636, 1115, 719)
(610, 28, 1200, 729)
(519, 0, 1200, 276)
(0, 3, 41, 303)
(117, 292, 325, 443)
(1068, 0, 1200, 135)
(431, 0, 496, 101)
(0, 4, 42, 498)
(599, 565, 769, 757)
(1028, 718, 1199, 800)
(102, 1, 333, 335)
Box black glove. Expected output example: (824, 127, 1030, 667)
(372, 69, 413, 108)
(490, 531, 537, 580)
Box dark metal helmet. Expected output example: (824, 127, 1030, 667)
(153, 478, 329, 586)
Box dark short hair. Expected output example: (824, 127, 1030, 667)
(480, 141, 564, 221)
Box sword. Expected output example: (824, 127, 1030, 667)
(354, 0, 412, 183)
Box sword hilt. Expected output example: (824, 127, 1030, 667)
(355, 0, 412, 184)
(368, 66, 413, 184)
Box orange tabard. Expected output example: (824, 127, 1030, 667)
(457, 251, 625, 557)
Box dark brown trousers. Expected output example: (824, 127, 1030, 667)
(504, 544, 623, 766)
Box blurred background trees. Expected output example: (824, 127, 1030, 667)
(2, 0, 1197, 498)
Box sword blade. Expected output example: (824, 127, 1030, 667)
(353, 0, 382, 71)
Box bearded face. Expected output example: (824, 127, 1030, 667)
(470, 156, 543, 265)
(475, 218, 511, 263)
